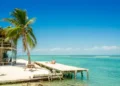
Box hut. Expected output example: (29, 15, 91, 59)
(0, 28, 16, 65)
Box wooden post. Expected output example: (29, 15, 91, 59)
(74, 70, 77, 79)
(86, 70, 89, 80)
(81, 71, 83, 77)
(60, 71, 64, 80)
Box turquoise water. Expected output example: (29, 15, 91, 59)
(16, 55, 120, 86)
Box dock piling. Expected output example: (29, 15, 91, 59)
(35, 62, 89, 80)
(81, 71, 83, 77)
(74, 70, 77, 79)
(86, 70, 89, 80)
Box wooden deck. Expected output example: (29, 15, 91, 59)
(35, 61, 89, 79)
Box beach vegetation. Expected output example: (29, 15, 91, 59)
(3, 8, 37, 64)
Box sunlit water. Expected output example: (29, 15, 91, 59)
(1, 55, 120, 86)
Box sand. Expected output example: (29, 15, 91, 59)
(0, 59, 51, 82)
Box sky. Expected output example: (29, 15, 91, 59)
(0, 0, 120, 55)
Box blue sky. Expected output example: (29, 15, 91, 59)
(0, 0, 120, 55)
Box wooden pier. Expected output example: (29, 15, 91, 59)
(35, 61, 89, 79)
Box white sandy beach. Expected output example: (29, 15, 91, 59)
(0, 59, 51, 82)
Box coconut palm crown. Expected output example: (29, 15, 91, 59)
(4, 8, 37, 64)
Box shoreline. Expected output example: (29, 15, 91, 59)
(0, 58, 89, 85)
(0, 59, 51, 84)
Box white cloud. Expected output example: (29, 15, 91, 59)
(84, 46, 120, 51)
(17, 46, 120, 55)
(31, 47, 74, 52)
(50, 48, 62, 51)
(65, 48, 72, 51)
(30, 46, 120, 52)
(32, 49, 49, 52)
(84, 46, 99, 51)
(101, 46, 119, 50)
(92, 46, 99, 50)
(75, 48, 81, 50)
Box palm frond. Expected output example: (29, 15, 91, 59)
(25, 18, 36, 28)
(27, 26, 37, 44)
(3, 18, 19, 26)
(26, 33, 36, 49)
(11, 8, 27, 25)
(4, 37, 10, 42)
(5, 27, 21, 39)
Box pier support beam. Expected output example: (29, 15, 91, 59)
(74, 71, 77, 79)
(86, 70, 89, 80)
(81, 71, 83, 77)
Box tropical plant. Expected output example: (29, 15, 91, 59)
(0, 27, 5, 36)
(0, 27, 4, 42)
(3, 8, 37, 64)
(2, 26, 18, 62)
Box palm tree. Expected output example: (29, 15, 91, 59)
(4, 8, 37, 65)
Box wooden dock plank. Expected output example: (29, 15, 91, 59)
(35, 61, 89, 79)
(36, 61, 88, 71)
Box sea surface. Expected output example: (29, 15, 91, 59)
(2, 55, 120, 86)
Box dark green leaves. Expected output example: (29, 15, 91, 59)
(4, 8, 37, 52)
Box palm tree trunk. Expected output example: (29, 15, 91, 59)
(14, 50, 17, 64)
(27, 47, 31, 64)
(24, 33, 31, 64)
(14, 41, 17, 64)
